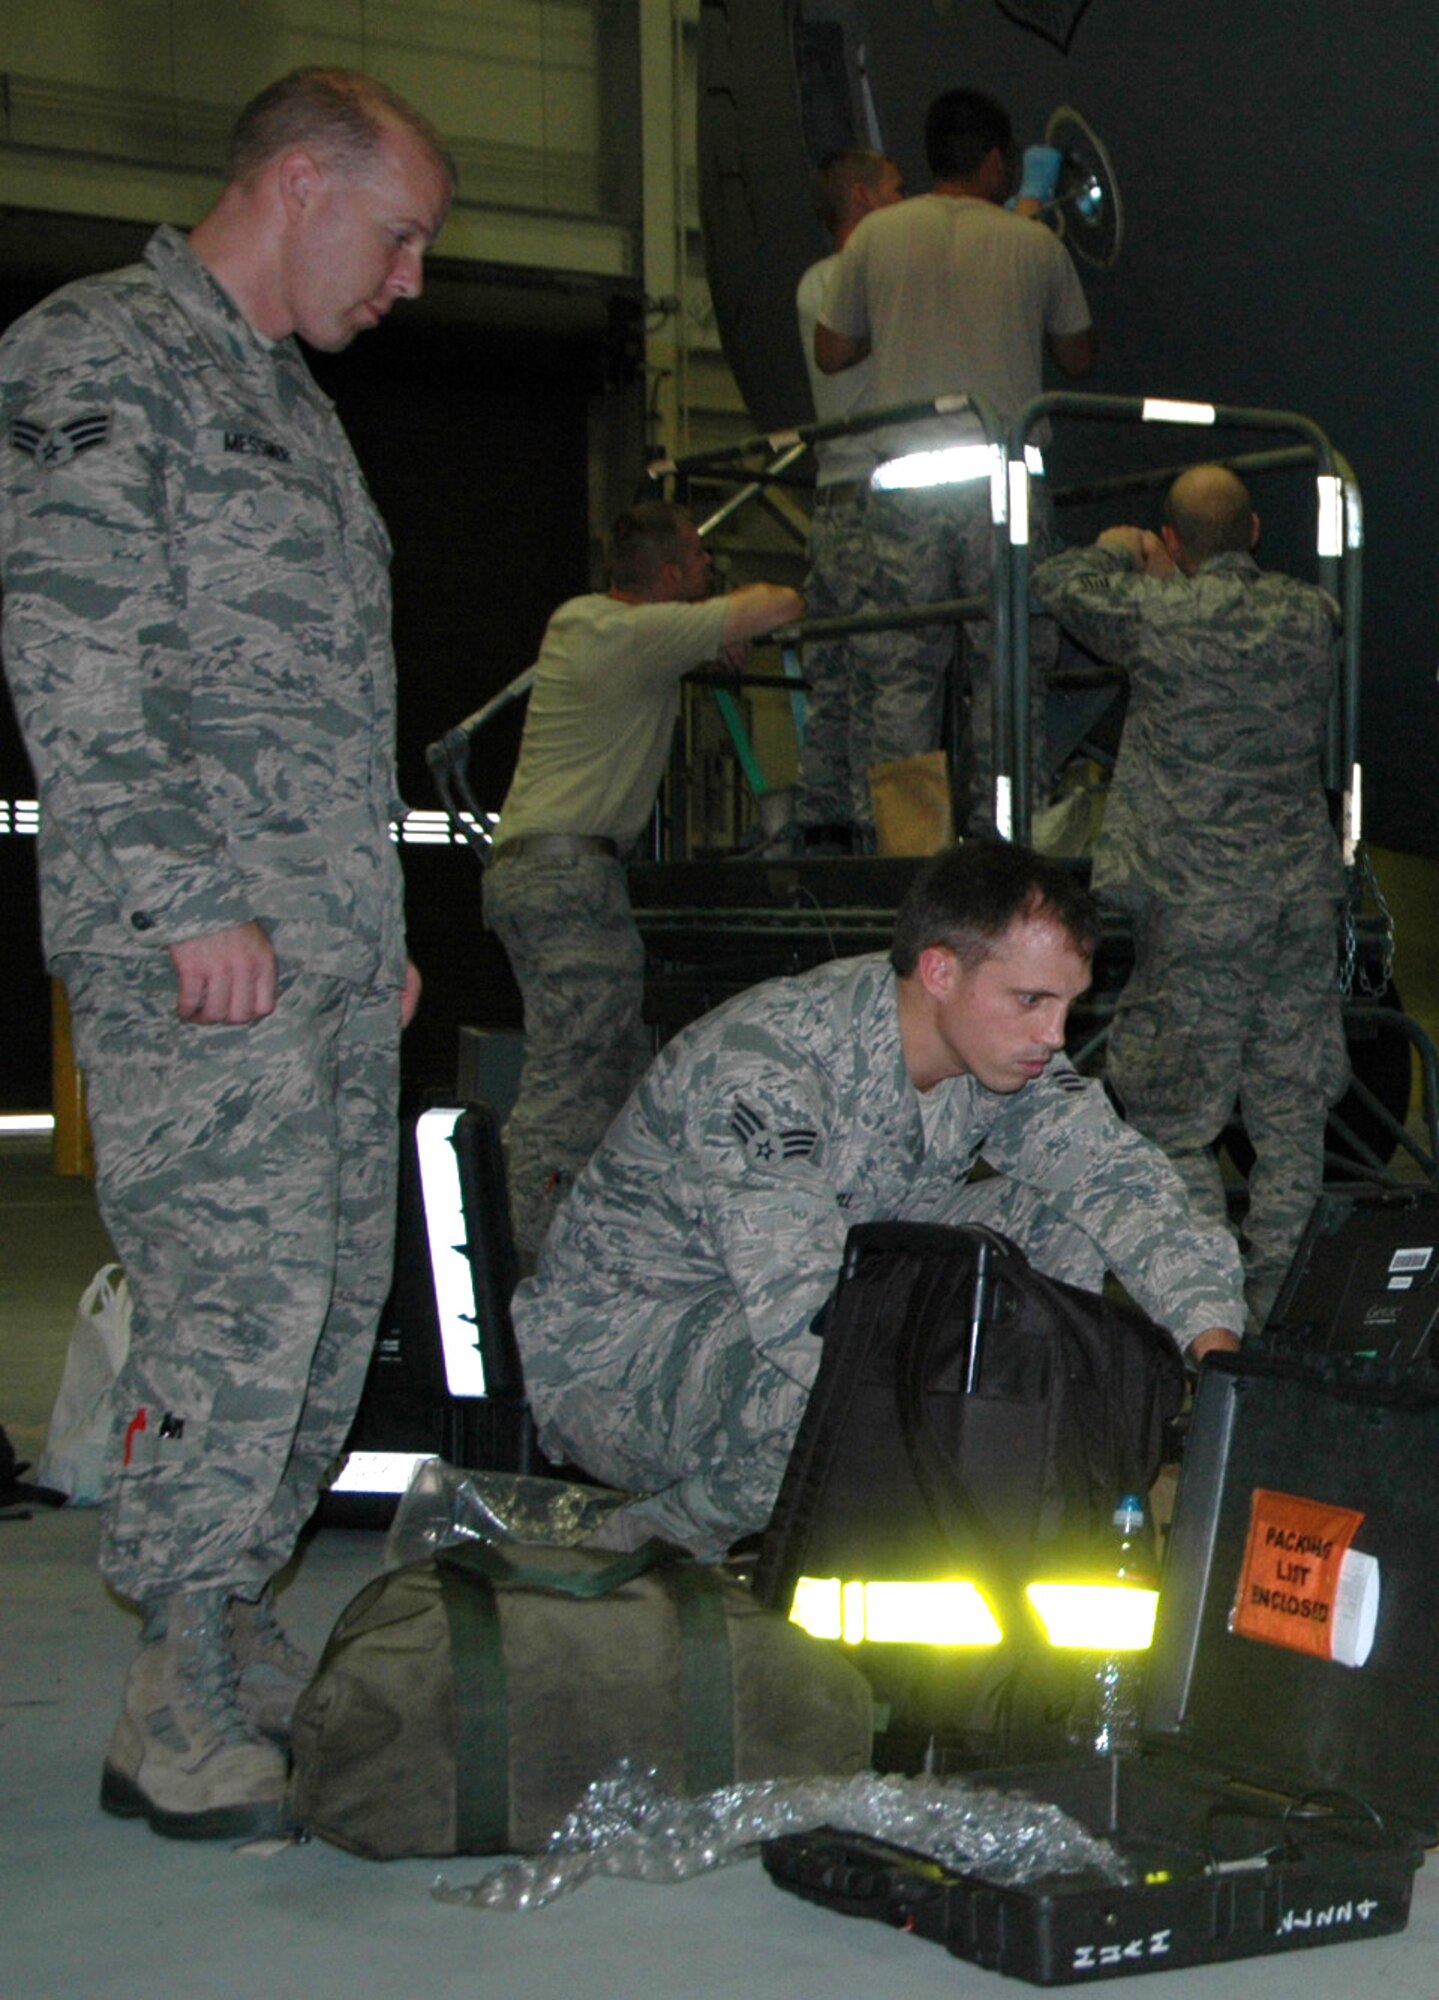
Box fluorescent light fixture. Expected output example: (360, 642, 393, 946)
(329, 1449, 437, 1496)
(1026, 1581, 1159, 1651)
(415, 1107, 489, 1397)
(872, 443, 997, 491)
(1, 799, 40, 835)
(0, 1113, 55, 1134)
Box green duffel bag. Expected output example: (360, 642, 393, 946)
(288, 1538, 874, 1858)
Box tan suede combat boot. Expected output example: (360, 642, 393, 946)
(100, 1589, 290, 1840)
(227, 1587, 315, 1744)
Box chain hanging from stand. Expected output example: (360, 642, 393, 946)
(1339, 843, 1395, 999)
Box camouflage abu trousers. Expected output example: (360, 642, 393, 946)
(851, 480, 1057, 834)
(1106, 892, 1350, 1327)
(484, 847, 651, 1266)
(58, 952, 401, 1606)
(537, 1176, 1105, 1559)
(795, 487, 877, 835)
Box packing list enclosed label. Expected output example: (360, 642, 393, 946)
(1230, 1488, 1379, 1668)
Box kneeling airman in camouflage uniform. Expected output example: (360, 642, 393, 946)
(513, 842, 1245, 1558)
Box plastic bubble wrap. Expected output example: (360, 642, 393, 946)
(434, 1762, 1132, 1912)
(384, 1461, 630, 1569)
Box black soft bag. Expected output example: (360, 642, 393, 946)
(753, 1222, 1187, 1767)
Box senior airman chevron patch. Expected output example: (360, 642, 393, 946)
(730, 1096, 819, 1166)
(10, 413, 111, 466)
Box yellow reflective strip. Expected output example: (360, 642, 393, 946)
(1026, 1581, 1158, 1650)
(791, 1578, 1002, 1647)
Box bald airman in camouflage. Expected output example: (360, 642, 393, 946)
(0, 69, 452, 1839)
(1034, 465, 1349, 1326)
(513, 842, 1244, 1559)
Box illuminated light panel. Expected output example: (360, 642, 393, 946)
(1026, 1581, 1159, 1651)
(388, 810, 493, 846)
(329, 1449, 437, 1495)
(1141, 398, 1216, 426)
(0, 1113, 55, 1134)
(790, 1577, 1003, 1647)
(872, 443, 997, 491)
(415, 1107, 488, 1397)
(1, 798, 40, 835)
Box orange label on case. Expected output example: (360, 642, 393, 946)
(1230, 1488, 1366, 1661)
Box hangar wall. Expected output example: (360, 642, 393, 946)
(0, 0, 697, 1110)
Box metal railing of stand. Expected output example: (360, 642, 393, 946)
(1002, 393, 1359, 854)
(424, 440, 810, 867)
(644, 390, 1009, 850)
(429, 388, 1026, 863)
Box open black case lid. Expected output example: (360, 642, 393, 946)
(1145, 1347, 1439, 1835)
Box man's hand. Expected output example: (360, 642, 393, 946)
(1188, 1326, 1242, 1363)
(1097, 525, 1175, 577)
(401, 958, 422, 1030)
(169, 921, 278, 1025)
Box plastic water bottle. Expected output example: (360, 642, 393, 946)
(1067, 1492, 1158, 1759)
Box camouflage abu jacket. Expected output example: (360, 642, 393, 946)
(0, 225, 407, 981)
(1034, 544, 1343, 908)
(517, 952, 1246, 1414)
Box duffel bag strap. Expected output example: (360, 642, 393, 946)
(659, 1563, 735, 1796)
(437, 1535, 679, 1597)
(437, 1538, 735, 1844)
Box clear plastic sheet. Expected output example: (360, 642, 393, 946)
(433, 1762, 1133, 1912)
(384, 1460, 630, 1568)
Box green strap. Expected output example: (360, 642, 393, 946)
(662, 1564, 735, 1796)
(436, 1538, 736, 1839)
(437, 1535, 677, 1598)
(437, 1558, 511, 1855)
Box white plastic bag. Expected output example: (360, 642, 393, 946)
(37, 1263, 131, 1504)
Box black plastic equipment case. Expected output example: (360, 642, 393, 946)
(763, 1346, 1439, 1983)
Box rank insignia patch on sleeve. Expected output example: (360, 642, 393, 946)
(730, 1096, 819, 1167)
(10, 413, 111, 466)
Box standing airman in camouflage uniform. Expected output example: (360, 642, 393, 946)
(486, 503, 802, 1268)
(513, 842, 1245, 1558)
(0, 70, 453, 1839)
(814, 89, 1095, 834)
(792, 149, 905, 852)
(1034, 465, 1349, 1326)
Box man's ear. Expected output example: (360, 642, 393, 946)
(915, 944, 957, 1000)
(276, 148, 325, 224)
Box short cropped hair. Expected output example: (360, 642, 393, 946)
(890, 839, 1100, 976)
(925, 87, 1013, 182)
(228, 67, 456, 192)
(608, 501, 693, 590)
(1163, 467, 1254, 565)
(812, 149, 894, 234)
